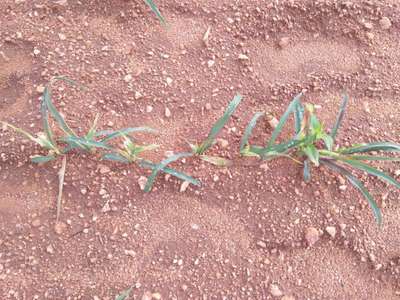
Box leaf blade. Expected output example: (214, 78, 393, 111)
(330, 93, 349, 141)
(240, 112, 264, 153)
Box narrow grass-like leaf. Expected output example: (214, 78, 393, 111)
(62, 136, 111, 150)
(144, 0, 166, 24)
(31, 154, 56, 163)
(115, 286, 133, 300)
(139, 160, 200, 186)
(340, 142, 400, 154)
(43, 86, 76, 137)
(321, 159, 382, 225)
(266, 92, 302, 149)
(200, 155, 232, 167)
(102, 153, 130, 163)
(86, 113, 100, 140)
(303, 144, 320, 166)
(197, 94, 242, 154)
(303, 159, 311, 182)
(322, 134, 334, 151)
(294, 101, 304, 135)
(40, 88, 56, 146)
(56, 156, 67, 222)
(96, 127, 157, 142)
(144, 152, 194, 192)
(2, 122, 39, 144)
(347, 155, 400, 162)
(240, 112, 264, 153)
(330, 93, 349, 141)
(339, 158, 400, 189)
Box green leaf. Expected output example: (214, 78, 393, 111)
(144, 152, 194, 192)
(96, 127, 157, 142)
(303, 144, 320, 166)
(144, 0, 166, 24)
(347, 155, 400, 162)
(320, 159, 382, 225)
(340, 142, 400, 154)
(86, 113, 100, 140)
(200, 155, 232, 167)
(43, 85, 76, 137)
(266, 92, 302, 149)
(40, 88, 56, 146)
(139, 160, 201, 187)
(330, 93, 349, 141)
(322, 134, 334, 151)
(339, 158, 400, 190)
(62, 136, 111, 150)
(303, 159, 311, 182)
(115, 287, 133, 300)
(240, 112, 264, 153)
(31, 154, 56, 163)
(294, 101, 304, 135)
(197, 94, 242, 154)
(102, 153, 130, 163)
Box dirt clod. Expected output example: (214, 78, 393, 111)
(305, 227, 320, 247)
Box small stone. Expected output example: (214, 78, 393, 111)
(99, 188, 108, 196)
(257, 241, 267, 248)
(31, 219, 41, 228)
(80, 187, 88, 195)
(152, 293, 162, 300)
(205, 103, 212, 110)
(138, 176, 147, 190)
(363, 102, 371, 113)
(54, 222, 67, 235)
(379, 17, 392, 30)
(93, 296, 100, 300)
(33, 48, 41, 55)
(339, 185, 347, 191)
(165, 107, 171, 118)
(166, 77, 173, 86)
(395, 170, 400, 176)
(146, 105, 153, 113)
(364, 22, 373, 30)
(58, 33, 67, 40)
(267, 115, 279, 128)
(281, 296, 295, 300)
(124, 74, 133, 83)
(46, 245, 55, 254)
(238, 53, 249, 60)
(217, 138, 229, 148)
(134, 91, 143, 99)
(305, 227, 320, 247)
(180, 181, 190, 192)
(270, 284, 283, 297)
(124, 249, 136, 257)
(325, 226, 337, 238)
(278, 37, 290, 48)
(207, 60, 215, 68)
(36, 85, 45, 94)
(260, 163, 269, 171)
(99, 165, 111, 174)
(141, 292, 152, 300)
(366, 32, 374, 40)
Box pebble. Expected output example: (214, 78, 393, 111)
(395, 170, 400, 176)
(379, 17, 392, 30)
(142, 292, 152, 300)
(33, 48, 41, 55)
(124, 249, 136, 257)
(217, 138, 229, 148)
(124, 74, 133, 83)
(257, 241, 267, 248)
(135, 91, 143, 99)
(165, 107, 171, 118)
(267, 115, 279, 128)
(270, 284, 283, 297)
(58, 33, 67, 40)
(305, 227, 320, 247)
(99, 165, 111, 174)
(281, 296, 295, 300)
(138, 176, 147, 190)
(146, 105, 153, 113)
(278, 37, 290, 48)
(238, 53, 249, 60)
(325, 226, 337, 238)
(152, 293, 162, 300)
(180, 181, 190, 192)
(205, 103, 212, 110)
(46, 245, 55, 254)
(166, 77, 173, 86)
(207, 60, 215, 68)
(36, 85, 45, 94)
(31, 219, 41, 228)
(54, 222, 67, 235)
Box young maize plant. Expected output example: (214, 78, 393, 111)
(188, 94, 242, 167)
(103, 134, 200, 193)
(241, 93, 400, 224)
(144, 0, 166, 24)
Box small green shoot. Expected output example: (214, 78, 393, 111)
(241, 93, 400, 224)
(190, 94, 242, 166)
(144, 0, 166, 24)
(115, 286, 133, 300)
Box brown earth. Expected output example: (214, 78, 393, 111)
(0, 0, 400, 299)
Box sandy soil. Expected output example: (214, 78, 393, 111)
(0, 0, 399, 299)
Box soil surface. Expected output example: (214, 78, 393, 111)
(0, 0, 400, 299)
